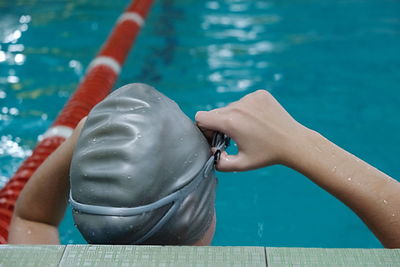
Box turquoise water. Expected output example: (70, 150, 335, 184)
(1, 0, 400, 247)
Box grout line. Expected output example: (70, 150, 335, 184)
(57, 245, 68, 267)
(264, 247, 268, 267)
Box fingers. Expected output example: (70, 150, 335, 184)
(216, 151, 248, 172)
(196, 108, 248, 171)
(195, 110, 227, 133)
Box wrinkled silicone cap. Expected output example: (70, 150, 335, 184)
(69, 83, 226, 245)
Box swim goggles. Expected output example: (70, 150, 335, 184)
(69, 132, 230, 244)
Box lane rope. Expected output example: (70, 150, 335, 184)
(118, 12, 145, 26)
(86, 56, 122, 75)
(0, 0, 154, 244)
(42, 126, 74, 140)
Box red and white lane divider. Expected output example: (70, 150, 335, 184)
(42, 125, 74, 140)
(86, 56, 122, 75)
(118, 12, 145, 26)
(0, 0, 154, 244)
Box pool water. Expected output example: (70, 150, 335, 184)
(1, 0, 400, 247)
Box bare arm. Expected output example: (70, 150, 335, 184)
(289, 130, 400, 248)
(196, 90, 400, 248)
(8, 118, 86, 244)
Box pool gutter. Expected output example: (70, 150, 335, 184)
(1, 245, 399, 266)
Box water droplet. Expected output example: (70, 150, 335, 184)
(347, 177, 352, 181)
(92, 137, 97, 142)
(383, 199, 388, 204)
(127, 175, 131, 179)
(331, 166, 337, 173)
(392, 214, 396, 217)
(194, 153, 198, 157)
(257, 222, 264, 238)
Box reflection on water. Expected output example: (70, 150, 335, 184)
(129, 0, 283, 105)
(0, 135, 31, 159)
(0, 13, 30, 175)
(0, 135, 32, 188)
(0, 15, 29, 67)
(201, 0, 281, 94)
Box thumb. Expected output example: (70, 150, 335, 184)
(195, 110, 226, 133)
(216, 151, 248, 172)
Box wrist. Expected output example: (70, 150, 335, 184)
(279, 125, 322, 169)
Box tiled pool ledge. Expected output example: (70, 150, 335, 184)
(1, 245, 399, 266)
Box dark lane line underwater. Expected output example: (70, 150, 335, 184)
(1, 0, 400, 247)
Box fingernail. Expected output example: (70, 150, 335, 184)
(221, 152, 230, 161)
(195, 111, 206, 120)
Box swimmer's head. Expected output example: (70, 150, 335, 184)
(69, 83, 216, 245)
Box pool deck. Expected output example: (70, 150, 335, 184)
(1, 245, 400, 266)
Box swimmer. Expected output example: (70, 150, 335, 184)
(9, 83, 226, 245)
(8, 86, 400, 248)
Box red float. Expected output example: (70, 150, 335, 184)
(0, 0, 154, 243)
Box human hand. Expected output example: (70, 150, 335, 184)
(195, 90, 309, 171)
(199, 91, 400, 248)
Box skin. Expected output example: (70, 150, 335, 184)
(8, 118, 87, 244)
(193, 212, 216, 246)
(195, 90, 400, 248)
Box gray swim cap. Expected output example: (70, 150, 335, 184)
(69, 83, 222, 245)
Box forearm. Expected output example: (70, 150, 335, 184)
(13, 138, 73, 226)
(9, 118, 86, 244)
(287, 129, 400, 248)
(8, 217, 60, 244)
(8, 140, 73, 244)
